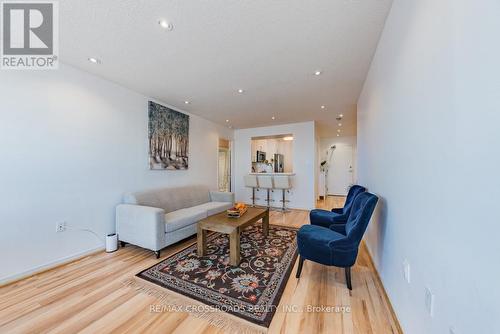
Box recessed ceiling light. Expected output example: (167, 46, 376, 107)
(337, 129, 341, 133)
(228, 125, 232, 129)
(88, 57, 100, 64)
(321, 105, 326, 109)
(237, 89, 244, 93)
(338, 123, 342, 126)
(158, 19, 173, 30)
(314, 70, 322, 76)
(337, 134, 340, 137)
(271, 116, 276, 120)
(225, 119, 229, 123)
(339, 114, 344, 118)
(184, 100, 190, 104)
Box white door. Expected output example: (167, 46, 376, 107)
(327, 145, 353, 196)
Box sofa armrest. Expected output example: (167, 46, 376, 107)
(209, 191, 235, 204)
(116, 204, 166, 251)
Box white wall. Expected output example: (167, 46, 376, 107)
(234, 122, 316, 210)
(0, 64, 233, 283)
(317, 136, 357, 197)
(357, 1, 500, 333)
(314, 127, 321, 201)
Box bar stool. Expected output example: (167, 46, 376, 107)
(257, 175, 274, 209)
(244, 175, 260, 207)
(273, 175, 292, 212)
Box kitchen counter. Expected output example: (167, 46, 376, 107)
(249, 172, 295, 176)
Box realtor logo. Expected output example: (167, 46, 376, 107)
(1, 1, 58, 69)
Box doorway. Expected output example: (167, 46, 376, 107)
(218, 138, 231, 192)
(326, 145, 354, 196)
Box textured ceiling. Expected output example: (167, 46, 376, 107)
(59, 0, 392, 137)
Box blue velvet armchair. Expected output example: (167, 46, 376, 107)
(310, 185, 366, 234)
(296, 192, 378, 289)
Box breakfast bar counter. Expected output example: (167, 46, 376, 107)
(248, 172, 295, 175)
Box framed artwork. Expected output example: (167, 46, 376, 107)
(148, 101, 189, 170)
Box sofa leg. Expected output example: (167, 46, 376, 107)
(155, 250, 160, 259)
(296, 256, 304, 278)
(345, 267, 352, 290)
(120, 241, 127, 248)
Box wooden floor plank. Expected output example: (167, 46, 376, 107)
(0, 196, 401, 334)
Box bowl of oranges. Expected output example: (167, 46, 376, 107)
(227, 202, 248, 218)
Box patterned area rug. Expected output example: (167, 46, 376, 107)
(135, 223, 298, 329)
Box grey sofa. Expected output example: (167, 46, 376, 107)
(116, 185, 234, 258)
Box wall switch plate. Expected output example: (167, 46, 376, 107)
(56, 222, 67, 233)
(403, 259, 411, 283)
(425, 287, 435, 317)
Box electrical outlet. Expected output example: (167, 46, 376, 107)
(403, 259, 411, 283)
(425, 287, 435, 317)
(56, 221, 66, 233)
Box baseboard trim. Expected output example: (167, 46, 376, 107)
(361, 241, 403, 334)
(0, 246, 105, 287)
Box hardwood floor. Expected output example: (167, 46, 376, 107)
(0, 197, 401, 334)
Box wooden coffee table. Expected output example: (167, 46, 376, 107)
(197, 207, 269, 266)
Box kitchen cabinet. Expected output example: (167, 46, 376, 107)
(251, 137, 293, 172)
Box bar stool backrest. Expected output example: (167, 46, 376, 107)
(244, 175, 259, 188)
(257, 175, 274, 189)
(273, 175, 291, 189)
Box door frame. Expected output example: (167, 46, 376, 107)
(217, 138, 232, 192)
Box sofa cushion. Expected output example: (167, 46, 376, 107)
(123, 185, 210, 214)
(164, 206, 207, 233)
(297, 225, 345, 266)
(196, 201, 233, 216)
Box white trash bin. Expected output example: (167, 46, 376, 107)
(106, 233, 118, 253)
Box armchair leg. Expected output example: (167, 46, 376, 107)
(345, 267, 352, 290)
(296, 256, 305, 278)
(154, 250, 161, 259)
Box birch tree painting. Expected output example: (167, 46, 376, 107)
(148, 101, 189, 170)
